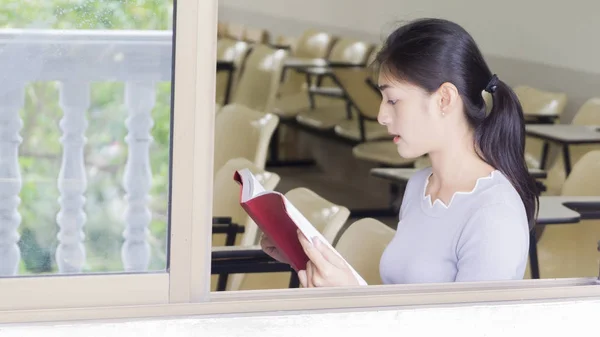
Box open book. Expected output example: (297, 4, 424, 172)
(233, 168, 367, 286)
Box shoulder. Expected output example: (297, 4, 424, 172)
(469, 170, 527, 216)
(460, 200, 529, 242)
(460, 171, 529, 241)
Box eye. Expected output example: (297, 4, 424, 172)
(387, 99, 398, 105)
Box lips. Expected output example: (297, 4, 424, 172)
(388, 131, 400, 143)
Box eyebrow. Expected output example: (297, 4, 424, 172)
(377, 84, 390, 92)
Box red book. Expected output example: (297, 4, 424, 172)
(233, 168, 367, 284)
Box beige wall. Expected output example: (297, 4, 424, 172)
(218, 0, 600, 121)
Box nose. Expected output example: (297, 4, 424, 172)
(377, 105, 389, 126)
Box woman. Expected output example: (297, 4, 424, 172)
(261, 18, 539, 287)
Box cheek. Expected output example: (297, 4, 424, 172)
(389, 107, 407, 137)
(395, 101, 437, 153)
(393, 101, 426, 133)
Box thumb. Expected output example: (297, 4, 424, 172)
(313, 237, 346, 267)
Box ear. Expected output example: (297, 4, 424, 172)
(436, 82, 460, 115)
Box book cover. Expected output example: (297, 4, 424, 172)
(233, 168, 367, 285)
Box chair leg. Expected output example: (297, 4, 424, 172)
(289, 272, 300, 288)
(529, 228, 540, 279)
(266, 126, 316, 167)
(217, 223, 241, 291)
(217, 273, 230, 291)
(225, 224, 238, 246)
(269, 126, 280, 162)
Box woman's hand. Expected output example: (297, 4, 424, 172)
(296, 230, 360, 288)
(259, 232, 291, 264)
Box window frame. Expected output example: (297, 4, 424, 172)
(0, 0, 216, 310)
(3, 0, 600, 326)
(3, 278, 600, 324)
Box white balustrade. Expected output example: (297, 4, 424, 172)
(0, 29, 172, 275)
(122, 82, 156, 272)
(56, 81, 90, 274)
(0, 84, 24, 276)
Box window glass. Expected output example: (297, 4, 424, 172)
(0, 0, 174, 276)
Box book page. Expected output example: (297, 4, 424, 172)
(283, 199, 368, 286)
(238, 168, 267, 202)
(248, 171, 265, 197)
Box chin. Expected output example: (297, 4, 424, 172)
(396, 144, 424, 159)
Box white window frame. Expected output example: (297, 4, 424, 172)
(2, 0, 600, 325)
(0, 0, 217, 311)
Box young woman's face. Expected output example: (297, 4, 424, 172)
(376, 73, 445, 158)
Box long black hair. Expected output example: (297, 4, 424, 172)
(375, 18, 538, 229)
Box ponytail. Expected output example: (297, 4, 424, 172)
(475, 77, 539, 230)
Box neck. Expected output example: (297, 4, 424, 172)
(427, 131, 492, 188)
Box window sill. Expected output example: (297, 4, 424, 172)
(2, 289, 599, 336)
(2, 277, 599, 325)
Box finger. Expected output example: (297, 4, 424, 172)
(297, 230, 319, 262)
(261, 233, 273, 246)
(311, 272, 325, 288)
(297, 270, 307, 288)
(259, 236, 275, 254)
(260, 234, 271, 249)
(312, 237, 346, 268)
(264, 246, 279, 259)
(306, 261, 314, 288)
(260, 237, 289, 264)
(298, 231, 329, 270)
(297, 230, 312, 251)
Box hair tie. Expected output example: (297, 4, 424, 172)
(485, 74, 499, 93)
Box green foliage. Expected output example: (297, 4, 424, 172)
(1, 0, 173, 30)
(3, 0, 174, 275)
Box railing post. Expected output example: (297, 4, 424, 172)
(0, 84, 24, 276)
(56, 81, 90, 274)
(122, 81, 155, 272)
